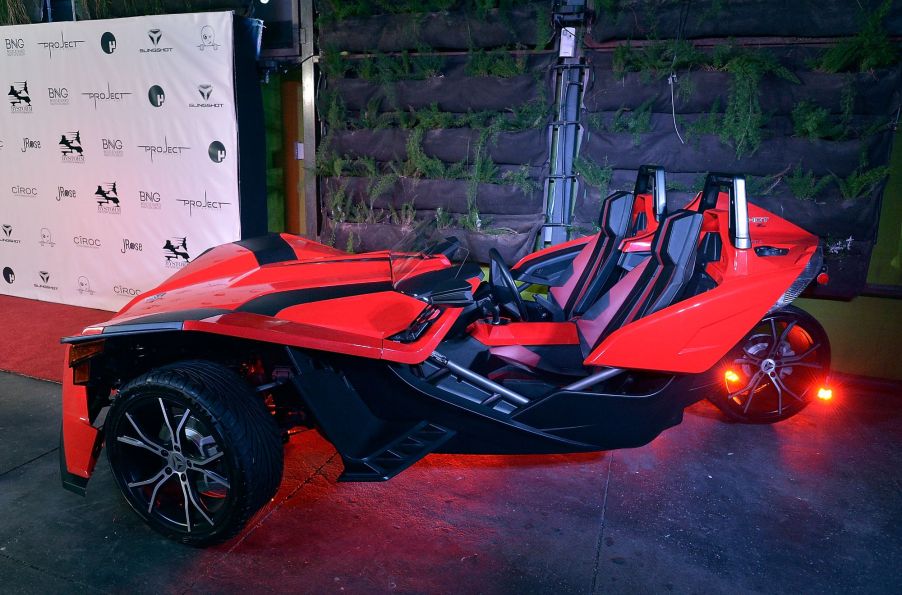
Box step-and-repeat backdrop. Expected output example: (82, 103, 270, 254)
(0, 11, 242, 311)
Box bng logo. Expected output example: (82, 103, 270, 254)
(95, 181, 121, 214)
(102, 138, 124, 157)
(8, 81, 32, 113)
(59, 130, 85, 163)
(139, 189, 162, 210)
(38, 31, 85, 58)
(163, 237, 190, 269)
(5, 37, 25, 57)
(101, 32, 116, 54)
(48, 87, 69, 106)
(148, 85, 165, 107)
(141, 29, 172, 54)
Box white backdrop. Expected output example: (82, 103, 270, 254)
(0, 11, 242, 311)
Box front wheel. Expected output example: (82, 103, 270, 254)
(105, 360, 283, 546)
(707, 305, 831, 424)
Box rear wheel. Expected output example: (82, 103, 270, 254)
(707, 306, 831, 424)
(105, 360, 283, 546)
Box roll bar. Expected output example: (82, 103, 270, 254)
(700, 173, 751, 250)
(634, 165, 667, 222)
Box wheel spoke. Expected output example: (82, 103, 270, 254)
(729, 371, 761, 400)
(768, 318, 779, 351)
(159, 398, 176, 448)
(781, 343, 821, 364)
(146, 471, 173, 514)
(173, 407, 191, 451)
(773, 374, 804, 403)
(193, 468, 230, 490)
(776, 320, 797, 351)
(178, 476, 192, 532)
(784, 361, 825, 369)
(742, 373, 766, 414)
(741, 347, 763, 364)
(182, 476, 214, 527)
(123, 413, 165, 456)
(127, 466, 168, 488)
(772, 375, 783, 415)
(189, 450, 224, 467)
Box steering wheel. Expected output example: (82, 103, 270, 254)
(488, 248, 528, 321)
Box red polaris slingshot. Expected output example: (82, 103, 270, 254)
(60, 168, 832, 545)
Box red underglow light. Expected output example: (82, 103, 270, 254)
(816, 272, 829, 285)
(817, 387, 833, 401)
(724, 370, 741, 384)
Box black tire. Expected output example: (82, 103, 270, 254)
(105, 360, 283, 546)
(707, 305, 831, 424)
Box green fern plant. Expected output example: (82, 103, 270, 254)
(574, 156, 613, 196)
(834, 165, 890, 200)
(818, 0, 898, 72)
(786, 164, 833, 201)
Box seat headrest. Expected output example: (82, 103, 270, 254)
(598, 191, 635, 238)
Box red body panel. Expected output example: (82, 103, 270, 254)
(469, 321, 579, 346)
(61, 346, 102, 480)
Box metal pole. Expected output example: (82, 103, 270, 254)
(299, 0, 318, 238)
(429, 352, 531, 406)
(562, 367, 623, 391)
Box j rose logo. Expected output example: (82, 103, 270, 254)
(141, 29, 172, 54)
(139, 189, 162, 210)
(82, 83, 132, 109)
(189, 84, 223, 109)
(59, 130, 85, 163)
(178, 191, 230, 217)
(137, 136, 189, 163)
(8, 81, 32, 113)
(4, 37, 25, 57)
(57, 186, 77, 201)
(38, 31, 85, 58)
(21, 137, 40, 152)
(121, 238, 143, 254)
(94, 182, 121, 214)
(163, 236, 190, 269)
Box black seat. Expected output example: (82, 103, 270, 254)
(576, 209, 705, 357)
(549, 191, 635, 319)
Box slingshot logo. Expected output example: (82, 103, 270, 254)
(141, 29, 172, 54)
(148, 85, 165, 107)
(100, 32, 116, 54)
(82, 82, 132, 109)
(139, 189, 162, 210)
(189, 84, 223, 108)
(208, 141, 226, 163)
(3, 267, 15, 284)
(95, 182, 121, 214)
(8, 81, 32, 113)
(4, 37, 25, 56)
(34, 271, 58, 291)
(102, 138, 124, 157)
(48, 87, 69, 105)
(57, 186, 77, 201)
(39, 228, 55, 247)
(198, 26, 220, 51)
(163, 237, 191, 269)
(177, 190, 230, 217)
(38, 31, 85, 58)
(59, 130, 85, 163)
(137, 136, 189, 163)
(76, 276, 95, 295)
(0, 224, 20, 244)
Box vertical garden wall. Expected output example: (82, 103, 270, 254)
(577, 0, 901, 297)
(315, 1, 554, 263)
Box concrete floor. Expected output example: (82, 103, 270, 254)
(0, 371, 899, 594)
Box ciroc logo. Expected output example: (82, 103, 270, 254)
(101, 32, 116, 54)
(59, 130, 85, 163)
(8, 81, 32, 113)
(208, 141, 226, 163)
(73, 235, 101, 249)
(11, 185, 37, 198)
(114, 285, 142, 296)
(163, 236, 190, 269)
(139, 190, 162, 210)
(95, 182, 121, 214)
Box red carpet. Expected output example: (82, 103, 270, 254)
(0, 295, 113, 383)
